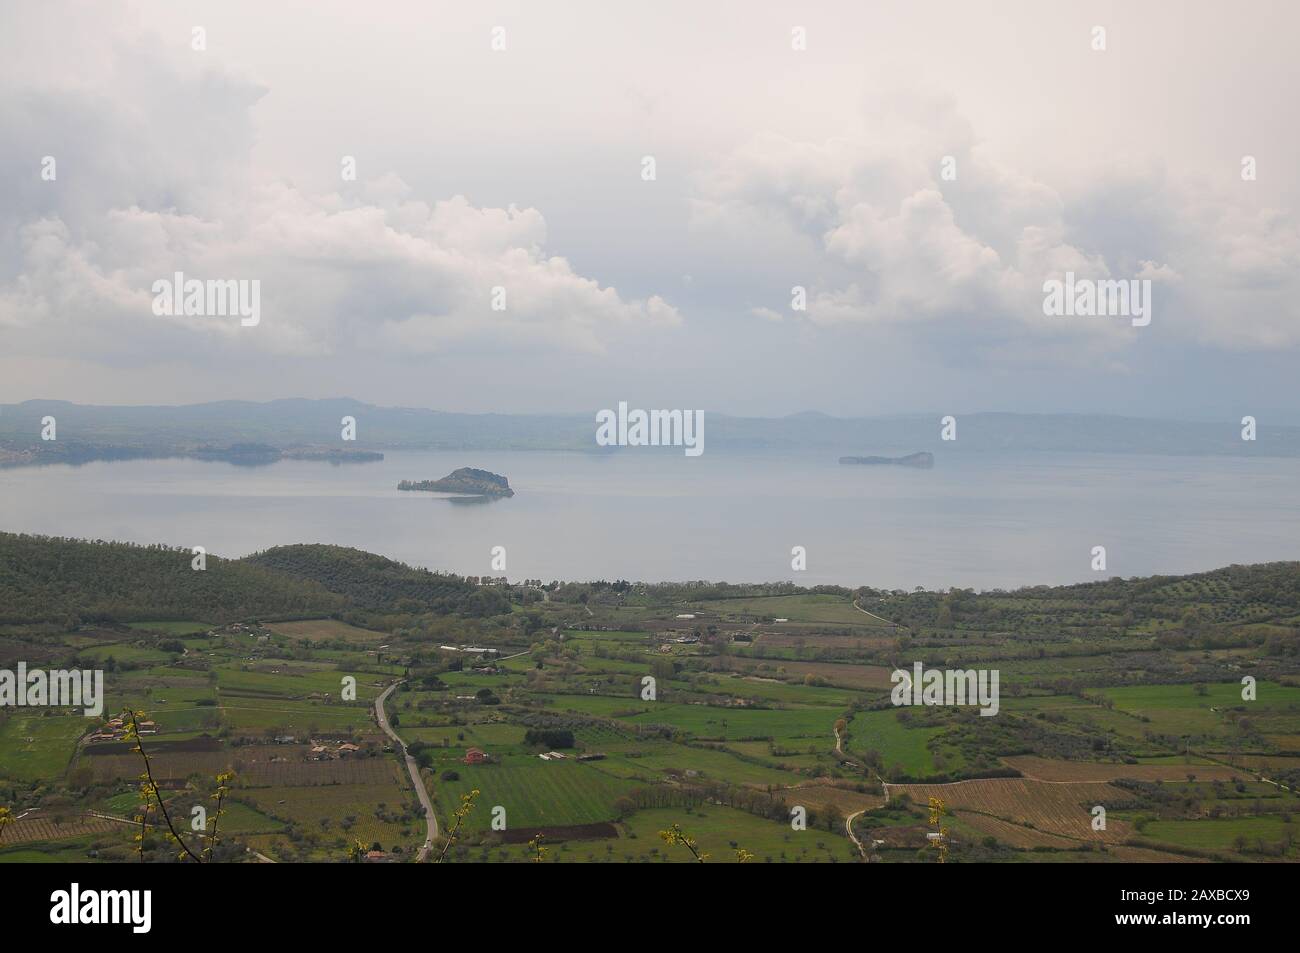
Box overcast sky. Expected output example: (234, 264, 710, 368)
(1, 0, 1297, 419)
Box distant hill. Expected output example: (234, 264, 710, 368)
(0, 532, 343, 626)
(1, 399, 1297, 458)
(244, 544, 509, 617)
(869, 560, 1300, 648)
(0, 534, 510, 627)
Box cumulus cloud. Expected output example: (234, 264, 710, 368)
(0, 2, 679, 366)
(691, 90, 1299, 354)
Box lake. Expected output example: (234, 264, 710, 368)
(2, 449, 1298, 589)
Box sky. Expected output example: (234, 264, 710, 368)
(1, 0, 1297, 419)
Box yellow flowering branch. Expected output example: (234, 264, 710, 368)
(435, 788, 479, 863)
(527, 832, 548, 863)
(205, 771, 236, 861)
(658, 823, 709, 862)
(928, 796, 949, 864)
(124, 708, 203, 863)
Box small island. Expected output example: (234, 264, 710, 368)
(398, 467, 515, 497)
(839, 451, 934, 468)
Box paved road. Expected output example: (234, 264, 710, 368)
(375, 681, 439, 862)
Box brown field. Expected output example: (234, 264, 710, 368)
(83, 735, 223, 756)
(888, 778, 1132, 843)
(80, 738, 330, 780)
(868, 824, 930, 849)
(778, 782, 886, 815)
(1223, 755, 1300, 773)
(84, 751, 235, 783)
(4, 813, 127, 845)
(722, 658, 894, 690)
(754, 633, 897, 651)
(957, 811, 1080, 849)
(1003, 756, 1241, 783)
(265, 619, 386, 643)
(242, 758, 400, 787)
(498, 822, 618, 844)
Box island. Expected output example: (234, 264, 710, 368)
(839, 451, 934, 468)
(0, 441, 383, 469)
(398, 467, 515, 497)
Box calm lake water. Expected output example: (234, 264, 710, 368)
(2, 450, 1298, 590)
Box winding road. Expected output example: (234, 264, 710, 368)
(834, 721, 884, 861)
(851, 599, 900, 628)
(846, 809, 869, 858)
(375, 681, 439, 862)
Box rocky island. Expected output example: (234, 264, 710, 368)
(839, 451, 934, 468)
(398, 467, 515, 497)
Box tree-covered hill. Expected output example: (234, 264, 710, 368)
(868, 561, 1300, 640)
(244, 544, 509, 617)
(0, 532, 343, 626)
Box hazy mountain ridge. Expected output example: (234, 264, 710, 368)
(0, 399, 1295, 459)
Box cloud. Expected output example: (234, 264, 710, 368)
(691, 90, 1299, 355)
(0, 2, 679, 366)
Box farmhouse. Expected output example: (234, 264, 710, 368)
(463, 747, 488, 765)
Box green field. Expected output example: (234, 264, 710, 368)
(846, 709, 948, 777)
(619, 805, 859, 863)
(0, 714, 87, 781)
(125, 620, 214, 635)
(692, 594, 881, 626)
(1142, 816, 1297, 854)
(434, 756, 638, 835)
(622, 703, 834, 742)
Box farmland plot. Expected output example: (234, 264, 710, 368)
(242, 758, 400, 787)
(1003, 756, 1240, 783)
(888, 778, 1132, 843)
(3, 813, 126, 845)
